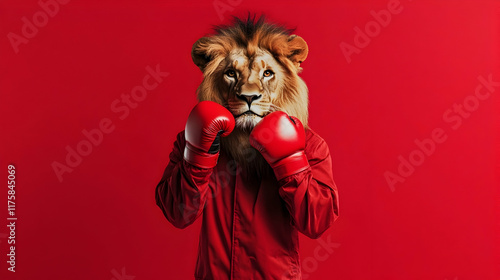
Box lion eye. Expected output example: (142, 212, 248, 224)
(263, 70, 274, 78)
(225, 70, 236, 78)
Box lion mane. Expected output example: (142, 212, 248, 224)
(191, 15, 310, 176)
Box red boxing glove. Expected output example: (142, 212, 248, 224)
(249, 111, 309, 181)
(184, 101, 235, 169)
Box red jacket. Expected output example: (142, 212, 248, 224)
(156, 129, 339, 279)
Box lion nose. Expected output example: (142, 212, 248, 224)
(237, 93, 262, 107)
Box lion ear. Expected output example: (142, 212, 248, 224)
(192, 37, 212, 72)
(287, 35, 308, 67)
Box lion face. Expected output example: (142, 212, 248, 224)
(190, 16, 310, 169)
(191, 16, 310, 130)
(223, 48, 285, 129)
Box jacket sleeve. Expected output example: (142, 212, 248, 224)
(278, 131, 340, 239)
(155, 131, 212, 229)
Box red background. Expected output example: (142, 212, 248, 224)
(1, 0, 499, 279)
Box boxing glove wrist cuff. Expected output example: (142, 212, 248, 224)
(184, 142, 219, 169)
(271, 151, 309, 181)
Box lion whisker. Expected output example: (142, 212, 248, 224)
(269, 104, 285, 112)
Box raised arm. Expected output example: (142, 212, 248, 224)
(155, 101, 235, 228)
(250, 111, 339, 238)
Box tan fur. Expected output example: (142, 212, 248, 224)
(191, 15, 309, 176)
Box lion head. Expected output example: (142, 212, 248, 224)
(191, 15, 309, 174)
